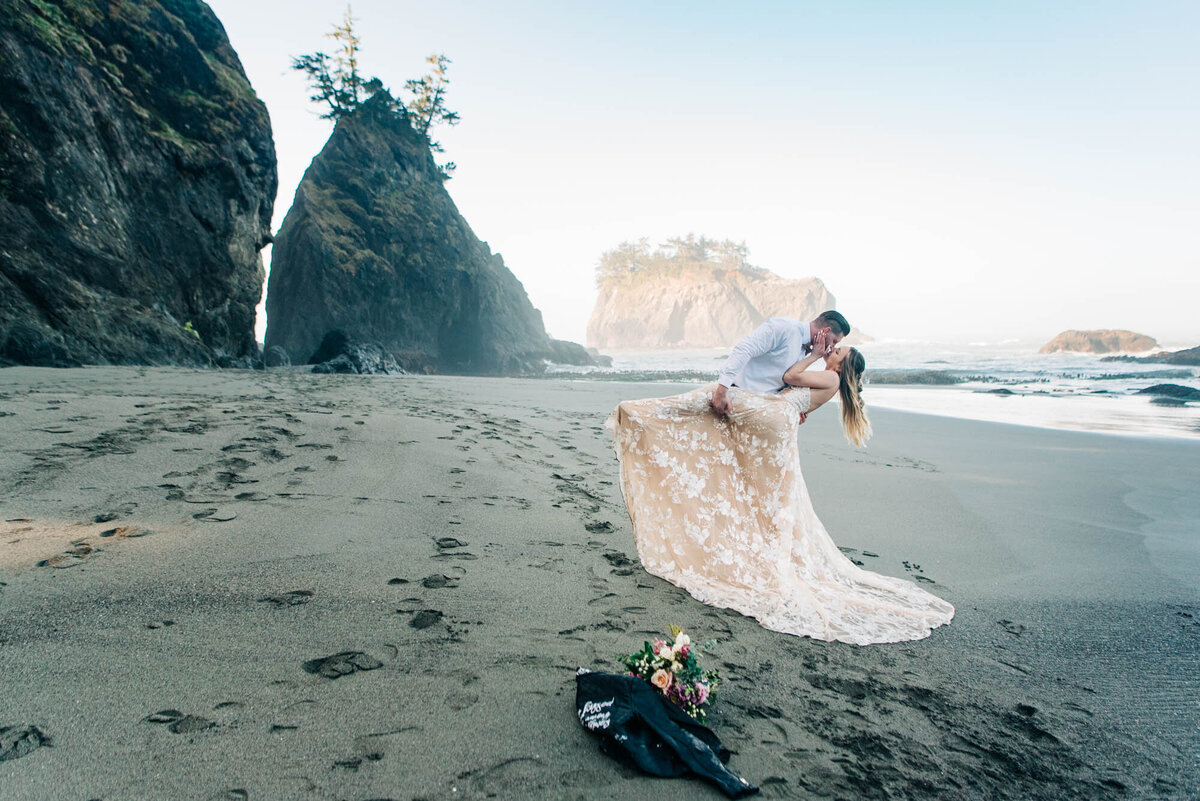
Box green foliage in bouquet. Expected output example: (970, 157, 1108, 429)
(618, 625, 721, 723)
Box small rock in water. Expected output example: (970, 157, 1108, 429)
(1135, 383, 1200, 400)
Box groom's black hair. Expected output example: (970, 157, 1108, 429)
(814, 310, 851, 336)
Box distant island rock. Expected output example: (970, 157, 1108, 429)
(1038, 330, 1158, 355)
(1102, 344, 1200, 367)
(587, 236, 836, 349)
(0, 0, 276, 367)
(265, 91, 592, 374)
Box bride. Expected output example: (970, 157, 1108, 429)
(609, 339, 954, 645)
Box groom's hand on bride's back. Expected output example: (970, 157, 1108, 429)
(710, 385, 732, 415)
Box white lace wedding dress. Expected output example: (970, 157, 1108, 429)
(609, 383, 954, 645)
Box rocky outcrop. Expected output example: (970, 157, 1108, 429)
(1135, 384, 1200, 400)
(308, 330, 401, 375)
(587, 270, 834, 349)
(265, 91, 586, 374)
(0, 1, 276, 367)
(1102, 345, 1200, 367)
(1038, 330, 1158, 355)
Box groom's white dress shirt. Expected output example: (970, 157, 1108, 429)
(716, 317, 812, 394)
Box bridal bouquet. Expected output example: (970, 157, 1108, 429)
(618, 625, 720, 723)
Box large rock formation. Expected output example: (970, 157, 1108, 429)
(266, 92, 582, 374)
(0, 0, 275, 367)
(588, 268, 835, 349)
(1038, 330, 1158, 355)
(1102, 344, 1200, 367)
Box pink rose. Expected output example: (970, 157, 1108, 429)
(650, 669, 672, 691)
(695, 683, 709, 704)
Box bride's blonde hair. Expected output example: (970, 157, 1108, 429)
(838, 348, 872, 447)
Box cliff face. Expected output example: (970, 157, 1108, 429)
(0, 0, 276, 367)
(587, 269, 834, 349)
(1038, 330, 1158, 355)
(266, 93, 568, 374)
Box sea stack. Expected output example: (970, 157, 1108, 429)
(0, 0, 276, 367)
(587, 239, 835, 349)
(265, 91, 581, 374)
(1039, 330, 1159, 355)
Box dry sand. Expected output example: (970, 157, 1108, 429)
(0, 366, 1196, 800)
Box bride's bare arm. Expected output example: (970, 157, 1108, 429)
(783, 357, 838, 389)
(783, 348, 832, 386)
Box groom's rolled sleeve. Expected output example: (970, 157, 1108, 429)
(717, 319, 782, 388)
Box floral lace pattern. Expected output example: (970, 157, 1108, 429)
(610, 384, 954, 645)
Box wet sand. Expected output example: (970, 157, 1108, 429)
(1, 366, 1196, 800)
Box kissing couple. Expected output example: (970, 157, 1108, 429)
(609, 310, 953, 644)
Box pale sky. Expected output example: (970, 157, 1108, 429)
(205, 0, 1200, 347)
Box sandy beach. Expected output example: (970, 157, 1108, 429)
(1, 366, 1196, 800)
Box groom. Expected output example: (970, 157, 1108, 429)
(710, 310, 851, 415)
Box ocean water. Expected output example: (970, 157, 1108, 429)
(546, 341, 1200, 440)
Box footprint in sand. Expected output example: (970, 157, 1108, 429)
(99, 526, 151, 539)
(258, 590, 314, 607)
(144, 709, 215, 734)
(1008, 704, 1059, 743)
(192, 509, 237, 522)
(93, 501, 136, 523)
(302, 651, 382, 679)
(38, 540, 95, 568)
(902, 560, 935, 583)
(838, 546, 866, 566)
(215, 471, 258, 486)
(0, 724, 52, 762)
(408, 610, 445, 629)
(998, 619, 1026, 636)
(433, 537, 476, 561)
(445, 691, 479, 711)
(602, 550, 636, 576)
(585, 521, 614, 534)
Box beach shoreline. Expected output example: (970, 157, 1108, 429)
(1, 367, 1196, 799)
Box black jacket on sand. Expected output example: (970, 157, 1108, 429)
(575, 669, 759, 798)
